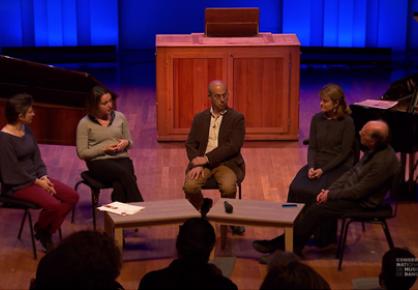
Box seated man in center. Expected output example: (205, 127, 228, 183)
(183, 80, 245, 234)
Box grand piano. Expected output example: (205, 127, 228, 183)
(350, 73, 418, 196)
(0, 55, 107, 145)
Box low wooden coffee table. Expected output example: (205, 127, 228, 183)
(206, 198, 304, 252)
(103, 199, 200, 251)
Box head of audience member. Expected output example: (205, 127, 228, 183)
(260, 250, 330, 290)
(359, 120, 390, 150)
(379, 247, 417, 290)
(86, 86, 117, 118)
(32, 230, 123, 290)
(176, 217, 216, 264)
(319, 83, 351, 118)
(5, 93, 35, 125)
(208, 80, 228, 114)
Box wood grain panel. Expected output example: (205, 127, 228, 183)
(233, 57, 288, 133)
(0, 101, 84, 145)
(173, 58, 223, 129)
(156, 33, 300, 141)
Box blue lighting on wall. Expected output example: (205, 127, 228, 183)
(0, 0, 416, 51)
(0, 0, 118, 47)
(282, 0, 410, 51)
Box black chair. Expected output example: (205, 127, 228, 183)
(71, 171, 112, 230)
(336, 170, 401, 271)
(0, 194, 62, 259)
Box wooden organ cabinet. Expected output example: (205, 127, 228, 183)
(156, 33, 300, 141)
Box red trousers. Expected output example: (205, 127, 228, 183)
(13, 178, 79, 234)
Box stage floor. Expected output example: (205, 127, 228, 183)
(1, 61, 417, 290)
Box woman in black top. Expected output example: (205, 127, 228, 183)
(287, 83, 356, 247)
(0, 94, 79, 251)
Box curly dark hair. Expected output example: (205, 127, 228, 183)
(4, 93, 33, 124)
(33, 230, 123, 290)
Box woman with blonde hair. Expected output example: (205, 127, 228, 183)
(287, 83, 355, 248)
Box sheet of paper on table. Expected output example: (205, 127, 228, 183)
(97, 201, 144, 216)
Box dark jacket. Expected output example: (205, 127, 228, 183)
(185, 108, 245, 180)
(328, 145, 400, 208)
(138, 259, 238, 290)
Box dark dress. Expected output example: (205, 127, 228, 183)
(287, 113, 356, 245)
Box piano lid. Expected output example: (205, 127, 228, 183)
(0, 55, 105, 108)
(0, 55, 111, 145)
(382, 73, 418, 113)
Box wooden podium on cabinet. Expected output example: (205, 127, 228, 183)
(156, 33, 300, 141)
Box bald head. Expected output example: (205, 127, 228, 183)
(360, 120, 389, 149)
(208, 80, 227, 95)
(208, 80, 228, 113)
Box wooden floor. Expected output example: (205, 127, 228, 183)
(1, 62, 417, 290)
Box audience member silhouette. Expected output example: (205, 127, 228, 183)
(260, 250, 330, 290)
(379, 247, 417, 290)
(138, 217, 237, 290)
(31, 230, 124, 290)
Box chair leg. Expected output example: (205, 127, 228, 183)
(71, 180, 85, 223)
(91, 189, 100, 231)
(27, 210, 37, 259)
(18, 209, 28, 239)
(336, 218, 346, 259)
(381, 220, 395, 249)
(338, 219, 352, 271)
(238, 183, 242, 199)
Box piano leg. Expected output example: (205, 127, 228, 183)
(400, 152, 417, 197)
(401, 153, 407, 182)
(409, 152, 417, 195)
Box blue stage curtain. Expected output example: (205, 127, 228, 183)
(282, 0, 410, 51)
(0, 0, 118, 47)
(0, 0, 416, 51)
